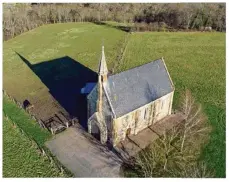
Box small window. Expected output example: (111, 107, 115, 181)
(140, 109, 144, 120)
(161, 100, 164, 110)
(152, 104, 155, 116)
(144, 109, 147, 120)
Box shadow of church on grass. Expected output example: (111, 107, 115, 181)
(16, 52, 98, 130)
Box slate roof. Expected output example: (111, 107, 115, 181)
(103, 59, 174, 118)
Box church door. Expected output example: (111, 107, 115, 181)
(91, 121, 101, 141)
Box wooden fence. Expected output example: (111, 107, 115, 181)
(3, 90, 73, 177)
(2, 89, 78, 134)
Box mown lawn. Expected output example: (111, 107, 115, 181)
(3, 22, 126, 103)
(119, 32, 226, 177)
(3, 115, 64, 177)
(3, 22, 225, 177)
(3, 22, 126, 178)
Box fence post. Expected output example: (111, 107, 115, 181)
(50, 127, 54, 135)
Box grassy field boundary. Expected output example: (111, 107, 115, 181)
(3, 109, 73, 177)
(112, 33, 131, 73)
(3, 91, 73, 177)
(3, 90, 48, 129)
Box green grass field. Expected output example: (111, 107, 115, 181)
(3, 115, 64, 177)
(3, 22, 126, 103)
(120, 32, 226, 177)
(3, 22, 225, 177)
(3, 96, 72, 177)
(3, 96, 52, 145)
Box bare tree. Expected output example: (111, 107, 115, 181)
(157, 127, 182, 171)
(176, 161, 214, 178)
(132, 89, 212, 177)
(178, 89, 211, 153)
(134, 126, 184, 177)
(3, 3, 226, 41)
(134, 145, 159, 177)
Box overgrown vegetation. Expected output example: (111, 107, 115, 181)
(124, 90, 213, 177)
(3, 3, 225, 40)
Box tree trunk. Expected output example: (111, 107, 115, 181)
(181, 131, 186, 152)
(164, 157, 168, 170)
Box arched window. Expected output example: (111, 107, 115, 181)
(161, 98, 165, 110)
(144, 108, 147, 120)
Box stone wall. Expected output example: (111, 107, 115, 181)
(87, 85, 98, 118)
(88, 85, 112, 144)
(101, 88, 113, 143)
(112, 91, 174, 146)
(88, 112, 108, 144)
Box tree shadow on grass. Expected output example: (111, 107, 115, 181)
(16, 52, 98, 130)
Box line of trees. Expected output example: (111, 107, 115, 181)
(3, 3, 225, 41)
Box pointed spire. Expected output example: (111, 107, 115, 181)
(98, 46, 108, 76)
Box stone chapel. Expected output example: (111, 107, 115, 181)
(84, 46, 174, 146)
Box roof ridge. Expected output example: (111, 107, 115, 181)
(161, 57, 175, 90)
(109, 58, 162, 78)
(103, 83, 116, 118)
